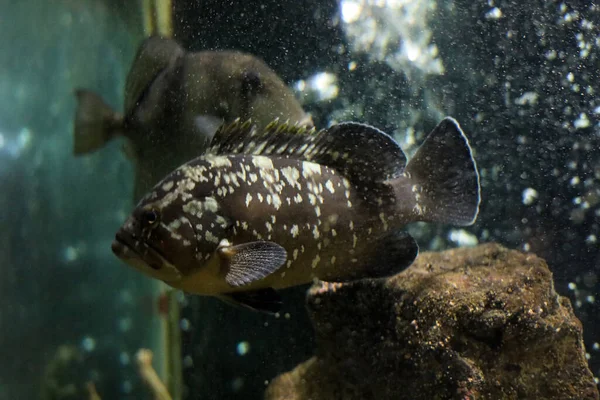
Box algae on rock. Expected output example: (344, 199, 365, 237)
(266, 244, 598, 400)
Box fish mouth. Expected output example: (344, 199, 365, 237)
(112, 230, 182, 283)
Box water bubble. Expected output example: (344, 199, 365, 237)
(118, 317, 132, 332)
(236, 341, 250, 356)
(119, 352, 130, 365)
(81, 336, 96, 352)
(180, 318, 191, 331)
(522, 188, 538, 205)
(448, 229, 478, 247)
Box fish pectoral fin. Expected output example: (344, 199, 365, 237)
(218, 288, 282, 314)
(218, 241, 287, 287)
(360, 230, 419, 280)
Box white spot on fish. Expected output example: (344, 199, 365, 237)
(215, 215, 229, 228)
(204, 197, 219, 212)
(286, 260, 293, 268)
(252, 156, 274, 170)
(379, 212, 389, 231)
(249, 173, 258, 183)
(271, 215, 276, 224)
(315, 206, 321, 217)
(294, 193, 303, 203)
(325, 180, 335, 194)
(205, 154, 232, 168)
(331, 229, 337, 237)
(246, 193, 253, 207)
(308, 193, 317, 205)
(162, 181, 174, 191)
(290, 224, 299, 238)
(353, 233, 358, 248)
(257, 193, 264, 202)
(311, 254, 321, 269)
(272, 194, 282, 210)
(302, 161, 321, 178)
(183, 200, 204, 217)
(331, 256, 336, 265)
(347, 200, 353, 208)
(293, 249, 299, 260)
(168, 219, 182, 230)
(205, 231, 219, 244)
(266, 222, 273, 232)
(313, 226, 320, 239)
(183, 240, 191, 247)
(281, 166, 301, 188)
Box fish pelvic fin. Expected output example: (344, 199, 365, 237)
(73, 89, 123, 155)
(388, 117, 481, 226)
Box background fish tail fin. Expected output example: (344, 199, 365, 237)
(73, 89, 123, 155)
(390, 117, 481, 226)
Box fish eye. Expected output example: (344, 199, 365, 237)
(142, 209, 160, 227)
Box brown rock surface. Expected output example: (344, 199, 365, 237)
(265, 243, 599, 400)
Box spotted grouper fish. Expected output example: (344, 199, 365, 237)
(112, 118, 481, 313)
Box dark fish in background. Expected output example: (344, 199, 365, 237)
(73, 36, 313, 200)
(111, 118, 481, 313)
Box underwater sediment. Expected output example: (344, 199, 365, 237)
(265, 244, 598, 400)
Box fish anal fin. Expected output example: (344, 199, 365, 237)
(218, 288, 282, 314)
(219, 241, 287, 287)
(73, 89, 123, 155)
(361, 230, 419, 280)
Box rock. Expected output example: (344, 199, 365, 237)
(265, 243, 599, 400)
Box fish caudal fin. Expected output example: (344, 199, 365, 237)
(73, 89, 123, 155)
(390, 117, 481, 226)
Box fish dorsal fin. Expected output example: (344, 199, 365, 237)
(303, 122, 407, 186)
(208, 119, 407, 186)
(207, 118, 316, 156)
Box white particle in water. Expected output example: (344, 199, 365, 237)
(119, 352, 130, 365)
(180, 319, 191, 331)
(118, 317, 132, 332)
(586, 235, 597, 244)
(236, 341, 250, 356)
(448, 229, 478, 247)
(81, 336, 96, 352)
(522, 188, 538, 205)
(568, 282, 577, 290)
(232, 377, 244, 391)
(340, 0, 362, 23)
(183, 355, 194, 368)
(587, 295, 595, 303)
(485, 7, 503, 19)
(121, 380, 132, 394)
(574, 113, 590, 129)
